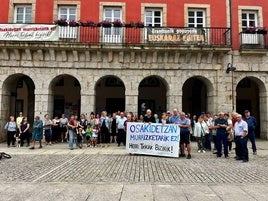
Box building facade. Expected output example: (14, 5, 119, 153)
(0, 0, 267, 140)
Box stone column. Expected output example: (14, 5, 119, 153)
(168, 76, 182, 111)
(80, 93, 95, 116)
(259, 92, 268, 139)
(125, 81, 138, 114)
(34, 88, 52, 119)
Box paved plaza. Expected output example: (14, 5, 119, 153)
(0, 140, 267, 201)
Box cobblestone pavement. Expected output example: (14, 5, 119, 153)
(0, 140, 268, 201)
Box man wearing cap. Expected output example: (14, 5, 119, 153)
(243, 110, 257, 155)
(234, 114, 248, 162)
(214, 112, 229, 158)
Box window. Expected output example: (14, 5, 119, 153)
(188, 9, 206, 28)
(145, 9, 162, 27)
(14, 5, 32, 23)
(102, 7, 122, 43)
(58, 6, 77, 21)
(241, 11, 258, 31)
(104, 7, 121, 22)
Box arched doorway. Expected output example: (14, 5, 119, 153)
(95, 76, 125, 115)
(1, 74, 35, 125)
(236, 77, 262, 138)
(138, 76, 167, 116)
(50, 75, 81, 118)
(182, 77, 208, 116)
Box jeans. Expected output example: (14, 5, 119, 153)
(44, 129, 52, 143)
(216, 133, 228, 157)
(197, 136, 206, 151)
(234, 136, 249, 161)
(117, 129, 126, 146)
(68, 129, 74, 148)
(205, 133, 212, 151)
(247, 131, 257, 152)
(7, 131, 16, 146)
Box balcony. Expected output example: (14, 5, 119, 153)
(60, 26, 231, 47)
(240, 32, 268, 50)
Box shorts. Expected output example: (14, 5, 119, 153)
(180, 131, 190, 145)
(86, 136, 91, 141)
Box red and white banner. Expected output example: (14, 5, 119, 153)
(0, 24, 59, 41)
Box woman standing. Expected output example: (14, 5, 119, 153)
(59, 114, 68, 142)
(29, 116, 43, 149)
(4, 116, 17, 147)
(19, 117, 30, 147)
(110, 113, 117, 143)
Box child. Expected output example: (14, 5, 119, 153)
(85, 125, 92, 147)
(77, 128, 83, 149)
(91, 125, 98, 148)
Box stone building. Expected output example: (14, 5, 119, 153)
(0, 0, 267, 140)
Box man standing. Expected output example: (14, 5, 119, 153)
(214, 112, 229, 158)
(243, 110, 257, 155)
(144, 109, 156, 123)
(116, 112, 127, 146)
(234, 114, 249, 162)
(170, 109, 191, 159)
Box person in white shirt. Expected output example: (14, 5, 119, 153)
(234, 114, 248, 162)
(116, 112, 127, 146)
(194, 116, 209, 153)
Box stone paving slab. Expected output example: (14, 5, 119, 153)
(0, 140, 267, 201)
(0, 183, 267, 201)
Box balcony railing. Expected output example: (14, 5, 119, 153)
(240, 32, 268, 49)
(59, 26, 231, 47)
(0, 24, 231, 47)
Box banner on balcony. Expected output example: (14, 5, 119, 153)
(0, 24, 59, 41)
(147, 27, 206, 44)
(126, 122, 180, 158)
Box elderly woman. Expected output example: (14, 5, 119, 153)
(4, 116, 17, 147)
(29, 116, 43, 149)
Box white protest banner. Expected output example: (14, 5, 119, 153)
(126, 122, 180, 158)
(0, 24, 59, 41)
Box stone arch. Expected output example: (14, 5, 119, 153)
(182, 76, 215, 116)
(95, 75, 126, 115)
(49, 74, 81, 118)
(236, 76, 267, 139)
(138, 75, 169, 116)
(0, 73, 35, 141)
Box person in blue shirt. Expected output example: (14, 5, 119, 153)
(243, 110, 257, 155)
(214, 112, 229, 158)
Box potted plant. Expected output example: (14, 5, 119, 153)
(113, 19, 123, 27)
(135, 21, 144, 28)
(69, 20, 80, 27)
(97, 20, 112, 27)
(54, 19, 68, 26)
(80, 20, 96, 27)
(124, 21, 135, 28)
(244, 26, 267, 34)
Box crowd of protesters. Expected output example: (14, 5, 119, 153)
(4, 108, 257, 162)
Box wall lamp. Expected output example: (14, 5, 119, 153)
(226, 63, 236, 73)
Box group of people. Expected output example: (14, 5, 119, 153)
(4, 108, 257, 162)
(191, 109, 257, 162)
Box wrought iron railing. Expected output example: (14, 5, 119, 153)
(0, 24, 231, 47)
(240, 32, 268, 49)
(59, 26, 231, 47)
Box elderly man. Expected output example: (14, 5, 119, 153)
(214, 112, 229, 158)
(144, 109, 156, 123)
(234, 114, 249, 162)
(243, 110, 257, 155)
(170, 109, 191, 159)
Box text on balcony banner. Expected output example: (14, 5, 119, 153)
(126, 122, 180, 158)
(0, 24, 59, 41)
(147, 27, 205, 44)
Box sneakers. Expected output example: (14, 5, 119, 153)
(186, 154, 191, 159)
(179, 154, 186, 158)
(198, 150, 201, 153)
(202, 150, 206, 153)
